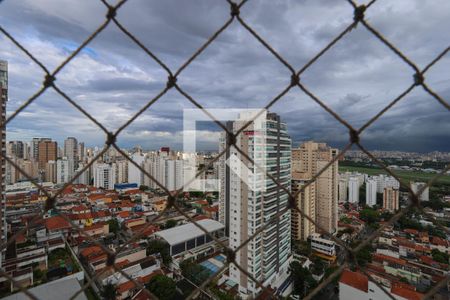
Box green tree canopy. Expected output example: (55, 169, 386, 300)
(146, 275, 177, 300)
(101, 283, 117, 300)
(289, 261, 317, 297)
(107, 219, 120, 235)
(147, 239, 172, 265)
(359, 208, 380, 224)
(165, 219, 178, 229)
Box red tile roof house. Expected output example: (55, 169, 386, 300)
(339, 269, 424, 300)
(92, 210, 112, 222)
(116, 269, 168, 300)
(203, 205, 219, 220)
(44, 216, 72, 236)
(71, 204, 90, 214)
(128, 224, 159, 237)
(82, 222, 109, 237)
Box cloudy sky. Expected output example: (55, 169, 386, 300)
(0, 0, 449, 152)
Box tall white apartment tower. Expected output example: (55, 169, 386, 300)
(128, 151, 144, 185)
(56, 158, 74, 184)
(365, 179, 377, 207)
(219, 112, 291, 297)
(94, 163, 116, 190)
(348, 177, 359, 204)
(165, 159, 184, 191)
(0, 60, 8, 265)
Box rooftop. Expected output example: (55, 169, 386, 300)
(339, 269, 368, 293)
(2, 277, 87, 300)
(155, 219, 224, 245)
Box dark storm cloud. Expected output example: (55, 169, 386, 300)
(0, 0, 449, 151)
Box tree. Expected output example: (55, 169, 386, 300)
(101, 283, 117, 300)
(139, 185, 149, 191)
(147, 239, 172, 265)
(376, 193, 383, 206)
(289, 261, 317, 297)
(146, 275, 177, 300)
(311, 257, 326, 275)
(431, 249, 449, 264)
(293, 240, 311, 256)
(107, 219, 120, 235)
(165, 219, 178, 229)
(359, 208, 379, 224)
(33, 268, 45, 283)
(356, 246, 373, 267)
(427, 226, 446, 239)
(343, 202, 350, 211)
(189, 191, 204, 198)
(359, 185, 366, 205)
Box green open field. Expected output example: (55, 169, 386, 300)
(339, 166, 450, 185)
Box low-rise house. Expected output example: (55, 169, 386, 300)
(44, 216, 72, 237)
(154, 219, 226, 262)
(339, 269, 424, 300)
(83, 222, 109, 237)
(152, 199, 167, 212)
(124, 217, 146, 230)
(203, 205, 219, 220)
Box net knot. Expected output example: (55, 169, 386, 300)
(166, 75, 177, 89)
(227, 132, 236, 146)
(414, 72, 424, 86)
(290, 73, 300, 87)
(167, 195, 176, 208)
(45, 196, 56, 211)
(230, 2, 240, 17)
(106, 132, 116, 146)
(287, 195, 296, 209)
(353, 5, 366, 23)
(106, 6, 117, 19)
(349, 129, 359, 144)
(225, 247, 236, 263)
(106, 252, 116, 266)
(43, 74, 55, 88)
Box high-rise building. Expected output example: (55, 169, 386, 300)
(56, 158, 74, 184)
(348, 177, 360, 204)
(38, 139, 57, 169)
(115, 159, 128, 184)
(78, 142, 85, 163)
(45, 160, 57, 183)
(165, 159, 184, 191)
(94, 163, 116, 190)
(30, 137, 50, 161)
(372, 174, 399, 193)
(410, 182, 429, 202)
(0, 60, 8, 257)
(365, 179, 377, 207)
(219, 112, 291, 297)
(383, 187, 399, 212)
(143, 152, 167, 190)
(291, 174, 315, 241)
(338, 178, 348, 203)
(128, 151, 144, 185)
(74, 163, 90, 185)
(64, 137, 78, 167)
(291, 141, 338, 234)
(7, 141, 24, 159)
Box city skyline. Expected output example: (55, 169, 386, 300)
(1, 0, 449, 152)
